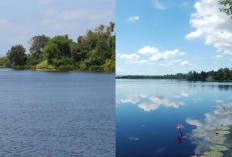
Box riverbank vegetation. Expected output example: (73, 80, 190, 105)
(116, 68, 232, 82)
(0, 57, 10, 68)
(1, 22, 115, 72)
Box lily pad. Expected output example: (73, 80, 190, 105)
(209, 135, 226, 144)
(217, 127, 230, 130)
(209, 145, 228, 151)
(205, 126, 217, 130)
(216, 140, 224, 144)
(193, 129, 204, 133)
(216, 130, 230, 136)
(203, 151, 223, 157)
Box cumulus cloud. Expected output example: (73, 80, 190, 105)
(149, 49, 185, 61)
(118, 53, 140, 60)
(138, 46, 160, 55)
(180, 61, 190, 66)
(139, 60, 148, 64)
(152, 0, 166, 10)
(186, 0, 232, 56)
(127, 59, 149, 64)
(128, 16, 140, 22)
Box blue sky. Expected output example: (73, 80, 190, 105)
(116, 0, 232, 75)
(0, 0, 114, 56)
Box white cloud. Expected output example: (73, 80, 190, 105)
(37, 0, 54, 5)
(149, 49, 185, 61)
(139, 60, 148, 64)
(152, 0, 166, 10)
(128, 16, 140, 22)
(186, 0, 232, 56)
(138, 46, 160, 55)
(119, 53, 140, 60)
(214, 54, 223, 58)
(180, 61, 190, 66)
(126, 59, 149, 64)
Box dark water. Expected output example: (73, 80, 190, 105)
(116, 79, 232, 157)
(0, 69, 115, 157)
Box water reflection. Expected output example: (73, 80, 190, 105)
(116, 80, 232, 157)
(186, 101, 232, 156)
(118, 95, 186, 112)
(188, 84, 232, 91)
(138, 97, 185, 112)
(117, 90, 191, 112)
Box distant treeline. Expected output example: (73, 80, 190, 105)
(0, 22, 115, 72)
(116, 68, 232, 82)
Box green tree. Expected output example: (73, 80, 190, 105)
(44, 35, 72, 65)
(7, 45, 27, 66)
(0, 57, 10, 68)
(28, 35, 50, 60)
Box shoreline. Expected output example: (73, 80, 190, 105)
(0, 68, 114, 74)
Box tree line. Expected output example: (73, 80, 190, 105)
(0, 22, 115, 72)
(116, 68, 232, 82)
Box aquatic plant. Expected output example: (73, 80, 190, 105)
(177, 124, 184, 130)
(217, 127, 230, 130)
(209, 145, 228, 151)
(203, 151, 223, 157)
(216, 130, 230, 137)
(204, 126, 217, 130)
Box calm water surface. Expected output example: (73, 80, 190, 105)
(0, 69, 115, 157)
(116, 79, 232, 157)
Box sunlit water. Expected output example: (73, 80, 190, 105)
(116, 79, 232, 157)
(0, 69, 115, 157)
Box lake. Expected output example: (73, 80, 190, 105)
(116, 79, 232, 157)
(0, 69, 115, 157)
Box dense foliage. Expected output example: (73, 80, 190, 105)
(116, 68, 232, 82)
(27, 35, 50, 65)
(3, 22, 115, 72)
(7, 45, 27, 66)
(0, 57, 10, 68)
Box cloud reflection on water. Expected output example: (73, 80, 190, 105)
(186, 102, 232, 155)
(138, 97, 185, 112)
(117, 91, 190, 112)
